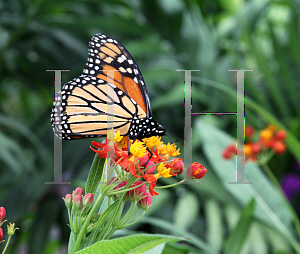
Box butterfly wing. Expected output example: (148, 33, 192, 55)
(51, 75, 146, 140)
(83, 34, 152, 117)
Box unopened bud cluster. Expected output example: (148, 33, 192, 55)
(63, 187, 94, 211)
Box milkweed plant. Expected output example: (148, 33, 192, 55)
(62, 130, 207, 253)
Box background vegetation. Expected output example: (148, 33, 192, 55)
(0, 0, 300, 253)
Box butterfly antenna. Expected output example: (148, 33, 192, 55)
(165, 129, 179, 143)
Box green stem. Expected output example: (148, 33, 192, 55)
(154, 178, 187, 189)
(67, 208, 72, 232)
(261, 163, 300, 241)
(105, 227, 116, 239)
(1, 235, 11, 254)
(72, 192, 105, 254)
(121, 210, 145, 228)
(107, 180, 143, 195)
(117, 202, 137, 228)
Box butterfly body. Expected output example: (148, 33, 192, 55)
(51, 34, 165, 140)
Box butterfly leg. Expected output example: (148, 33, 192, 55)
(144, 146, 153, 167)
(128, 126, 154, 167)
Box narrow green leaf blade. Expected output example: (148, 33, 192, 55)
(224, 199, 256, 254)
(85, 154, 105, 195)
(74, 234, 184, 254)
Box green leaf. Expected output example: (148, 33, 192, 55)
(173, 192, 199, 230)
(85, 154, 105, 195)
(162, 242, 201, 254)
(74, 234, 184, 254)
(224, 199, 255, 254)
(196, 120, 300, 252)
(140, 217, 214, 253)
(142, 243, 166, 254)
(205, 199, 223, 253)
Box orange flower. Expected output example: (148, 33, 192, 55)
(187, 163, 207, 179)
(143, 175, 159, 196)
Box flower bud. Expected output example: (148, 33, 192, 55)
(251, 142, 261, 154)
(7, 222, 18, 236)
(73, 195, 82, 210)
(222, 149, 232, 159)
(0, 207, 6, 223)
(136, 154, 149, 167)
(63, 194, 73, 209)
(272, 140, 286, 154)
(112, 181, 128, 200)
(137, 192, 152, 210)
(169, 158, 184, 175)
(0, 227, 3, 241)
(227, 144, 236, 154)
(145, 161, 156, 174)
(127, 181, 147, 201)
(188, 163, 207, 179)
(83, 193, 94, 207)
(72, 187, 83, 198)
(245, 126, 254, 138)
(275, 130, 287, 140)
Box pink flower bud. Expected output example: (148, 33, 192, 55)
(222, 149, 232, 159)
(187, 163, 207, 179)
(145, 161, 156, 174)
(72, 187, 83, 198)
(136, 154, 149, 167)
(127, 181, 147, 201)
(0, 207, 6, 223)
(64, 194, 73, 208)
(137, 192, 152, 210)
(245, 126, 254, 138)
(83, 193, 94, 207)
(73, 195, 82, 210)
(114, 181, 128, 199)
(170, 158, 184, 175)
(0, 227, 3, 241)
(276, 130, 287, 140)
(227, 144, 236, 154)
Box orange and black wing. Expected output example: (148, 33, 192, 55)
(83, 34, 152, 117)
(51, 75, 147, 140)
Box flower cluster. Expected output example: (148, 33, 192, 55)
(0, 207, 18, 253)
(91, 132, 207, 196)
(223, 125, 287, 162)
(63, 131, 207, 252)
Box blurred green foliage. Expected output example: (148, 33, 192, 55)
(0, 0, 300, 253)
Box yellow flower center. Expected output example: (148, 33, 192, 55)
(114, 130, 123, 143)
(129, 141, 147, 162)
(260, 129, 273, 141)
(143, 136, 163, 149)
(156, 163, 172, 178)
(244, 144, 252, 156)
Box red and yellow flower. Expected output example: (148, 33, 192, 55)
(91, 130, 207, 196)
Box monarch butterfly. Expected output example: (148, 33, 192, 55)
(51, 34, 166, 140)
